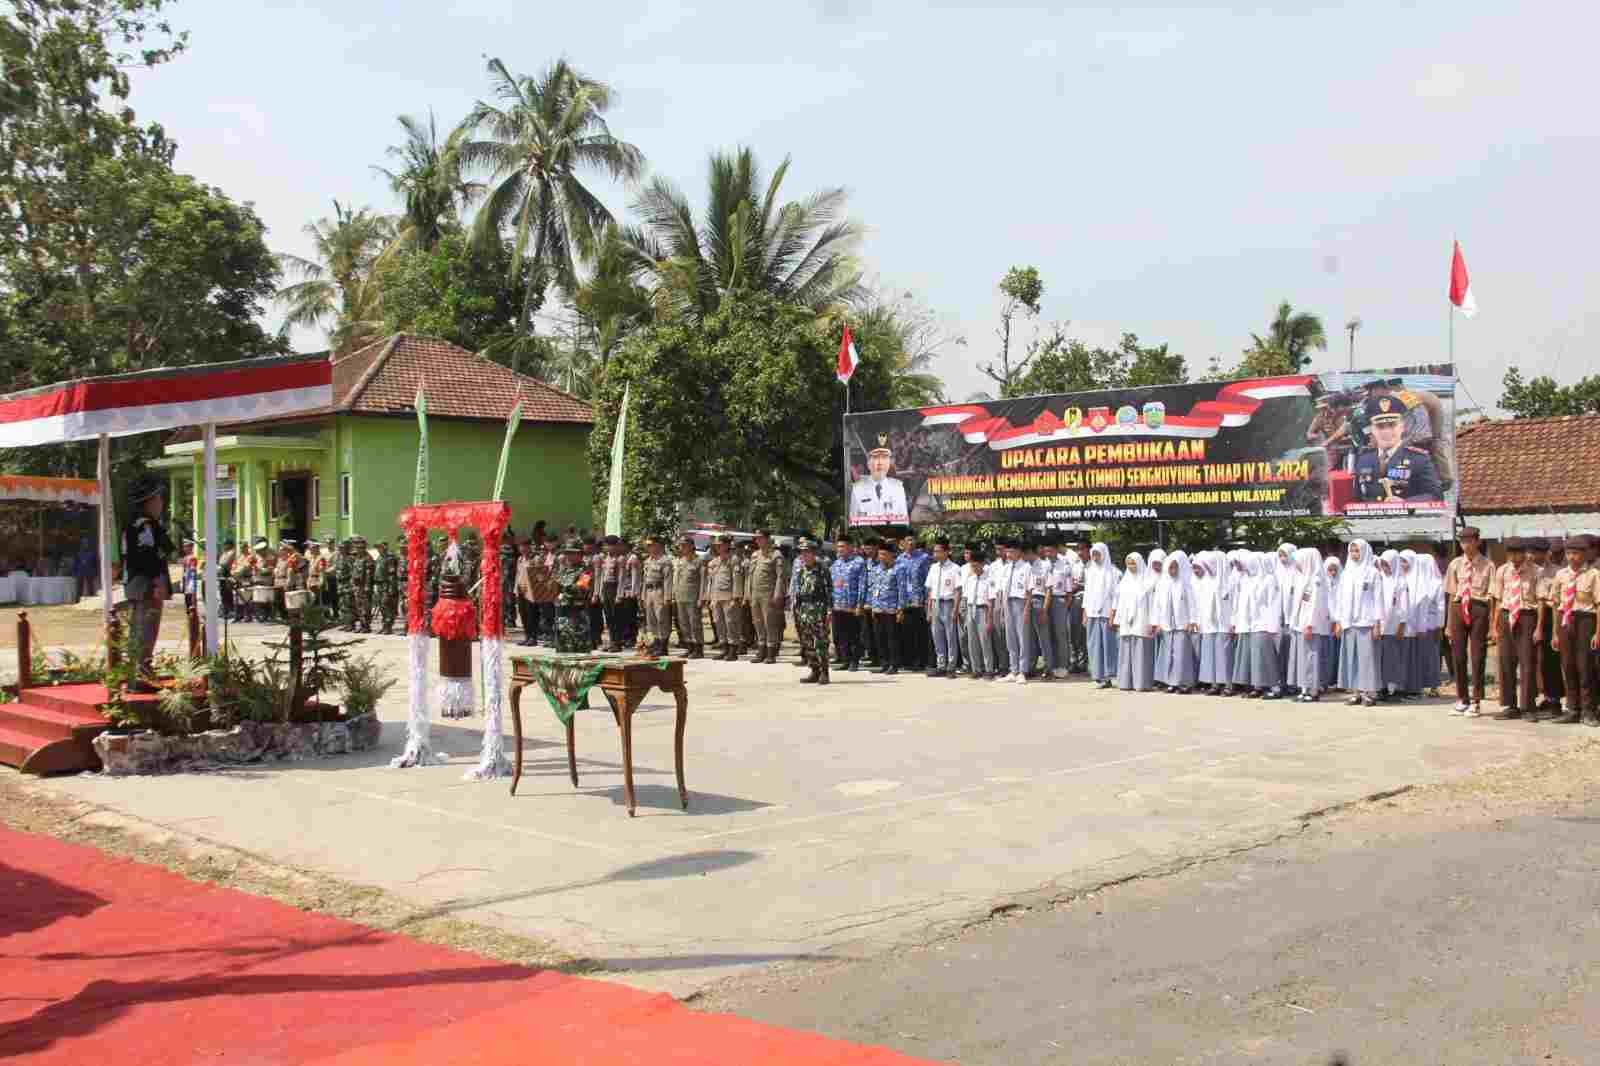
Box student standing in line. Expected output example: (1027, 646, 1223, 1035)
(1194, 551, 1225, 694)
(1323, 555, 1345, 692)
(1551, 535, 1599, 725)
(1490, 539, 1540, 719)
(1247, 552, 1285, 699)
(1335, 539, 1381, 707)
(923, 538, 963, 678)
(1532, 539, 1565, 712)
(958, 550, 998, 680)
(1275, 543, 1299, 692)
(1413, 551, 1445, 696)
(1444, 526, 1495, 715)
(1226, 550, 1254, 696)
(1083, 542, 1120, 688)
(1398, 549, 1428, 699)
(1001, 541, 1035, 684)
(1164, 551, 1201, 694)
(1112, 552, 1154, 691)
(989, 540, 1012, 677)
(1042, 541, 1074, 679)
(1376, 549, 1411, 700)
(1025, 542, 1054, 680)
(1293, 546, 1331, 703)
(1147, 548, 1170, 690)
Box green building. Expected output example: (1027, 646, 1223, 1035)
(154, 334, 593, 547)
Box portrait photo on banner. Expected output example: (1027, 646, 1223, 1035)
(842, 363, 1455, 531)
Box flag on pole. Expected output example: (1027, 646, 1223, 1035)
(492, 396, 523, 502)
(604, 383, 630, 537)
(835, 325, 859, 384)
(412, 381, 429, 505)
(1449, 240, 1477, 318)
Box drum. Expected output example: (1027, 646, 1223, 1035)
(285, 589, 309, 610)
(251, 586, 275, 604)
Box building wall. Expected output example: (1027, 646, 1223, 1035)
(344, 415, 591, 539)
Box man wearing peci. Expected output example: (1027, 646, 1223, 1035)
(850, 435, 910, 524)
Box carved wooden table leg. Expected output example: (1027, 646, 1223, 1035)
(509, 681, 525, 796)
(565, 718, 578, 787)
(672, 683, 689, 810)
(619, 690, 638, 816)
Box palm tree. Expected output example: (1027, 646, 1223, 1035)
(274, 200, 395, 350)
(622, 147, 864, 322)
(372, 111, 478, 252)
(455, 58, 644, 327)
(1251, 300, 1327, 369)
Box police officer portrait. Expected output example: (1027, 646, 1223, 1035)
(847, 433, 912, 526)
(1349, 392, 1445, 508)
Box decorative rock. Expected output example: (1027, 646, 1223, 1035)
(93, 712, 383, 775)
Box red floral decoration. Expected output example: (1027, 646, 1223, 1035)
(398, 501, 512, 638)
(430, 595, 478, 642)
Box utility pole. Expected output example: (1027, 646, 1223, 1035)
(1345, 316, 1362, 370)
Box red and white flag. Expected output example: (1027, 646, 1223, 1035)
(1449, 240, 1477, 318)
(835, 324, 859, 383)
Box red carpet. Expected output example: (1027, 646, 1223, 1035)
(0, 826, 939, 1065)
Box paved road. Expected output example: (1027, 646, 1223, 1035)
(714, 796, 1600, 1065)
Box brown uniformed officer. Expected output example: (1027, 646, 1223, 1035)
(639, 537, 673, 656)
(704, 535, 742, 661)
(1444, 526, 1494, 712)
(745, 529, 788, 664)
(1551, 535, 1600, 725)
(1489, 538, 1540, 718)
(670, 536, 705, 659)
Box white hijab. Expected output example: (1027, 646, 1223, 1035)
(1167, 550, 1196, 629)
(1337, 539, 1374, 625)
(1294, 546, 1329, 632)
(1323, 556, 1344, 626)
(1083, 541, 1118, 616)
(1114, 552, 1149, 630)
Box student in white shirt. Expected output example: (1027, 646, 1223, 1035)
(958, 552, 998, 679)
(1000, 541, 1035, 684)
(1334, 538, 1381, 706)
(989, 541, 1012, 676)
(1321, 554, 1343, 692)
(1023, 543, 1054, 679)
(1292, 547, 1331, 702)
(923, 538, 963, 677)
(1275, 542, 1299, 689)
(1111, 552, 1154, 691)
(1041, 542, 1073, 679)
(1164, 550, 1201, 692)
(1146, 548, 1170, 688)
(1082, 542, 1120, 687)
(1226, 550, 1255, 695)
(1246, 552, 1285, 698)
(1195, 550, 1230, 693)
(1376, 549, 1410, 699)
(1065, 541, 1088, 670)
(1410, 552, 1445, 695)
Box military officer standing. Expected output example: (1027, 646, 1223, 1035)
(746, 530, 788, 664)
(376, 540, 400, 634)
(671, 536, 706, 659)
(554, 538, 593, 652)
(121, 475, 175, 684)
(1353, 394, 1443, 504)
(350, 535, 374, 633)
(499, 537, 518, 630)
(793, 539, 833, 685)
(705, 536, 741, 660)
(335, 539, 355, 629)
(640, 537, 673, 655)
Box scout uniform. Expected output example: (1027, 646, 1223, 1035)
(230, 545, 255, 622)
(1552, 536, 1600, 724)
(1489, 540, 1541, 717)
(253, 546, 276, 626)
(640, 542, 674, 656)
(305, 542, 327, 619)
(746, 536, 788, 664)
(272, 542, 292, 623)
(705, 541, 742, 661)
(1443, 529, 1494, 710)
(1536, 539, 1566, 709)
(792, 540, 832, 685)
(670, 540, 705, 658)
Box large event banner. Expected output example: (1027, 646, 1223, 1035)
(843, 364, 1456, 528)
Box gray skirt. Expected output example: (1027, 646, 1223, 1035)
(1250, 632, 1282, 689)
(1413, 631, 1442, 689)
(1320, 634, 1340, 689)
(1340, 626, 1379, 693)
(1088, 616, 1119, 680)
(1117, 634, 1155, 691)
(1295, 631, 1323, 696)
(1232, 629, 1252, 687)
(1168, 630, 1200, 687)
(1379, 633, 1408, 690)
(1199, 632, 1233, 684)
(1278, 630, 1295, 681)
(1152, 630, 1171, 684)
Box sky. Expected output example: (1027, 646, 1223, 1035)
(126, 0, 1600, 415)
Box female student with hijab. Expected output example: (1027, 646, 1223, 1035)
(1377, 549, 1411, 700)
(1247, 552, 1285, 699)
(1146, 548, 1169, 690)
(1111, 552, 1154, 691)
(1292, 546, 1330, 703)
(1335, 539, 1382, 707)
(1165, 550, 1201, 693)
(1195, 551, 1229, 694)
(1082, 542, 1120, 687)
(1226, 550, 1254, 696)
(1276, 543, 1299, 691)
(1322, 554, 1344, 692)
(1412, 551, 1445, 695)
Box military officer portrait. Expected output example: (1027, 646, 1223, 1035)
(849, 435, 910, 525)
(1351, 394, 1443, 506)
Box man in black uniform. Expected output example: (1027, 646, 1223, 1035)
(1352, 394, 1443, 504)
(122, 475, 175, 686)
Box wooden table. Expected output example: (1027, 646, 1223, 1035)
(508, 655, 689, 817)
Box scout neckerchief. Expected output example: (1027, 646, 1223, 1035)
(1506, 565, 1524, 628)
(1561, 566, 1578, 628)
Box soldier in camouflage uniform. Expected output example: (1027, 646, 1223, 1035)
(462, 531, 483, 621)
(793, 538, 832, 685)
(426, 536, 443, 633)
(376, 540, 400, 634)
(335, 539, 356, 629)
(499, 539, 518, 629)
(788, 551, 814, 668)
(554, 538, 593, 653)
(395, 536, 409, 620)
(350, 535, 374, 633)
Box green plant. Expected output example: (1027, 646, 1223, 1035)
(339, 653, 398, 717)
(156, 657, 208, 734)
(263, 605, 363, 714)
(53, 649, 107, 684)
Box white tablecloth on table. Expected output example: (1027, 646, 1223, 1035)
(0, 575, 14, 604)
(16, 576, 77, 605)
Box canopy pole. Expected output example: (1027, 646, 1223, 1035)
(203, 423, 220, 656)
(97, 435, 113, 627)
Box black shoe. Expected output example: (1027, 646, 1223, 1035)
(926, 667, 942, 678)
(885, 666, 899, 675)
(800, 668, 819, 684)
(871, 666, 888, 674)
(1495, 706, 1522, 720)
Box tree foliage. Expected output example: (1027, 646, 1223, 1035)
(378, 230, 532, 356)
(1247, 300, 1326, 371)
(274, 200, 394, 352)
(979, 265, 1044, 394)
(1499, 367, 1600, 419)
(372, 110, 477, 253)
(840, 288, 957, 411)
(1009, 331, 1187, 397)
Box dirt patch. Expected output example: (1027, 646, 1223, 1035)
(0, 770, 590, 974)
(1, 602, 189, 652)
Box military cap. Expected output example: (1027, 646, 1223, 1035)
(1567, 534, 1594, 551)
(868, 432, 893, 457)
(602, 534, 621, 546)
(127, 474, 165, 504)
(1458, 526, 1482, 541)
(559, 538, 584, 552)
(278, 539, 297, 550)
(1363, 394, 1407, 423)
(797, 537, 817, 550)
(1527, 538, 1549, 552)
(1505, 537, 1525, 552)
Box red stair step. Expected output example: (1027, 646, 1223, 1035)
(0, 724, 39, 770)
(0, 707, 81, 743)
(17, 683, 114, 718)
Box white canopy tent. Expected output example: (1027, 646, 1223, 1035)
(0, 355, 332, 654)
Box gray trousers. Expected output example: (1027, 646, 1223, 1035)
(1296, 631, 1324, 696)
(1048, 599, 1071, 672)
(1068, 600, 1087, 667)
(1029, 596, 1054, 673)
(711, 600, 741, 647)
(1005, 599, 1032, 675)
(930, 599, 960, 666)
(962, 605, 995, 675)
(992, 599, 1010, 673)
(129, 595, 163, 672)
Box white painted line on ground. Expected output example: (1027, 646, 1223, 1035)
(319, 785, 626, 854)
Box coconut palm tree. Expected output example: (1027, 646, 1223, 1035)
(454, 58, 644, 326)
(274, 200, 395, 350)
(372, 111, 478, 252)
(622, 147, 864, 322)
(1251, 300, 1327, 369)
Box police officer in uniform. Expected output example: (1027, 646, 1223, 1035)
(1353, 394, 1443, 504)
(121, 475, 175, 685)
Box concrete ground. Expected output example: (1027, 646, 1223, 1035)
(25, 617, 1595, 997)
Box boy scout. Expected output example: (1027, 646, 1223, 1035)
(1489, 538, 1541, 719)
(640, 537, 673, 656)
(746, 530, 787, 664)
(704, 536, 741, 661)
(1551, 535, 1600, 725)
(1444, 526, 1494, 714)
(671, 536, 705, 659)
(1531, 539, 1565, 713)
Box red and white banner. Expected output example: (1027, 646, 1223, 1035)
(0, 475, 101, 505)
(0, 355, 333, 448)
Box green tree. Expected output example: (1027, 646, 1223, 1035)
(274, 200, 395, 350)
(1499, 366, 1600, 418)
(840, 289, 956, 411)
(1010, 332, 1187, 396)
(1249, 300, 1326, 370)
(622, 147, 863, 322)
(590, 293, 837, 535)
(372, 110, 477, 253)
(978, 265, 1044, 395)
(378, 231, 532, 354)
(571, 224, 653, 364)
(456, 57, 644, 329)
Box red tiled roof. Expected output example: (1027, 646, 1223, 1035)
(1457, 413, 1600, 513)
(333, 334, 592, 424)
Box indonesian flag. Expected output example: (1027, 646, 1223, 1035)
(836, 325, 859, 384)
(1449, 240, 1477, 318)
